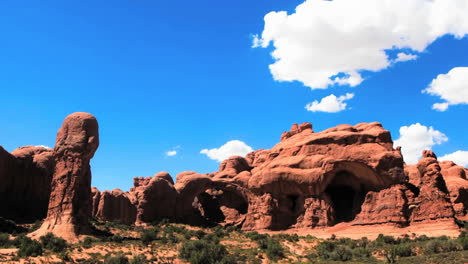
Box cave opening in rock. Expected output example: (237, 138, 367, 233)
(193, 189, 248, 227)
(325, 170, 367, 224)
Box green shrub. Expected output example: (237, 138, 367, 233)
(17, 236, 43, 257)
(351, 247, 371, 258)
(458, 235, 468, 250)
(195, 230, 206, 239)
(393, 243, 414, 257)
(179, 240, 232, 264)
(316, 241, 336, 259)
(40, 232, 68, 253)
(416, 234, 430, 241)
(105, 253, 130, 264)
(265, 238, 284, 261)
(82, 237, 95, 249)
(130, 254, 149, 264)
(376, 234, 397, 245)
(0, 233, 10, 248)
(423, 239, 461, 255)
(330, 245, 352, 261)
(140, 228, 158, 245)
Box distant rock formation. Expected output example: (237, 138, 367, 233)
(94, 188, 136, 224)
(0, 146, 54, 222)
(1, 113, 466, 240)
(31, 112, 99, 242)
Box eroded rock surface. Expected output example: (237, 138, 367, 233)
(2, 115, 467, 239)
(31, 112, 99, 242)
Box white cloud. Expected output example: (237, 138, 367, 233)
(440, 151, 468, 167)
(423, 67, 468, 111)
(305, 93, 354, 113)
(200, 140, 253, 162)
(394, 123, 448, 164)
(394, 53, 418, 63)
(36, 145, 52, 149)
(254, 0, 468, 89)
(166, 150, 177, 157)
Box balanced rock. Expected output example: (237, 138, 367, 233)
(31, 112, 99, 242)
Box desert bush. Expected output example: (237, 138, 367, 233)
(17, 236, 43, 257)
(264, 238, 284, 261)
(315, 240, 336, 259)
(351, 246, 372, 258)
(330, 245, 352, 261)
(0, 233, 10, 248)
(458, 235, 468, 250)
(415, 234, 430, 241)
(167, 233, 179, 244)
(105, 253, 130, 264)
(40, 232, 68, 253)
(393, 243, 414, 257)
(423, 239, 461, 255)
(82, 237, 95, 249)
(195, 230, 206, 239)
(376, 234, 397, 245)
(179, 239, 233, 264)
(130, 254, 149, 264)
(140, 228, 158, 245)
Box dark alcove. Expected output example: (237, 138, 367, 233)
(325, 170, 367, 225)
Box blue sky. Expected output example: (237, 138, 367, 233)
(1, 0, 467, 191)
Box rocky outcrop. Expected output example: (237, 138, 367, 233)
(440, 160, 468, 220)
(94, 189, 136, 224)
(31, 112, 99, 242)
(2, 114, 467, 239)
(0, 146, 54, 222)
(132, 172, 177, 224)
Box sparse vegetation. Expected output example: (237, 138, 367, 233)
(1, 221, 466, 263)
(39, 232, 68, 252)
(179, 239, 234, 264)
(15, 235, 43, 257)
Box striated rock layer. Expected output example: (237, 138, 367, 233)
(31, 112, 99, 242)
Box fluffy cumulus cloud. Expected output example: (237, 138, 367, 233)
(440, 151, 468, 167)
(166, 150, 177, 157)
(200, 140, 253, 162)
(423, 67, 468, 111)
(305, 93, 354, 113)
(253, 0, 468, 89)
(394, 123, 448, 164)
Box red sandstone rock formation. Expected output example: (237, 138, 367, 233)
(31, 112, 99, 242)
(439, 160, 468, 220)
(3, 114, 466, 238)
(132, 172, 177, 224)
(242, 122, 405, 230)
(94, 189, 136, 224)
(0, 146, 54, 222)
